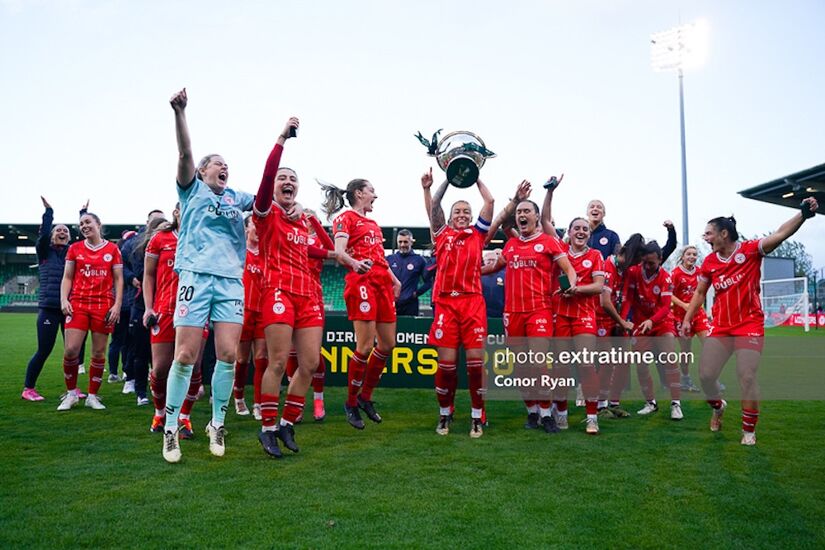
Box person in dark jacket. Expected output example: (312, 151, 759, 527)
(22, 197, 86, 401)
(121, 211, 165, 404)
(586, 200, 621, 259)
(106, 230, 137, 382)
(386, 229, 432, 316)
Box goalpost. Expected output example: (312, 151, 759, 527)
(760, 276, 810, 332)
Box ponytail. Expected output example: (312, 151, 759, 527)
(708, 215, 739, 242)
(318, 178, 370, 220)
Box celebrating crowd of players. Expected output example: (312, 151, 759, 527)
(21, 88, 820, 462)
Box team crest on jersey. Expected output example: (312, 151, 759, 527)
(599, 237, 608, 245)
(360, 301, 371, 313)
(224, 196, 235, 206)
(534, 244, 544, 252)
(407, 264, 414, 270)
(152, 325, 160, 336)
(597, 327, 607, 337)
(653, 285, 661, 295)
(273, 302, 286, 315)
(103, 253, 112, 262)
(66, 315, 72, 324)
(735, 253, 746, 264)
(583, 259, 592, 268)
(177, 305, 189, 318)
(464, 228, 472, 234)
(434, 328, 443, 339)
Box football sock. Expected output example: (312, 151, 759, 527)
(164, 360, 194, 432)
(345, 350, 368, 407)
(360, 348, 390, 401)
(210, 360, 234, 428)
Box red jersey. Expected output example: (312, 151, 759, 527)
(596, 256, 622, 325)
(145, 230, 179, 314)
(66, 240, 122, 309)
(307, 235, 324, 303)
(501, 232, 566, 313)
(622, 265, 674, 323)
(554, 245, 605, 318)
(255, 205, 313, 297)
(242, 248, 264, 312)
(433, 224, 486, 298)
(671, 264, 703, 320)
(699, 239, 765, 328)
(333, 210, 388, 270)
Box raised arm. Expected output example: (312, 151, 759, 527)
(476, 178, 494, 224)
(170, 88, 196, 188)
(430, 178, 450, 235)
(661, 220, 677, 262)
(421, 168, 434, 223)
(254, 117, 298, 215)
(486, 180, 531, 244)
(37, 197, 53, 260)
(540, 175, 563, 235)
(760, 197, 819, 255)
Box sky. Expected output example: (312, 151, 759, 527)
(1, 0, 823, 267)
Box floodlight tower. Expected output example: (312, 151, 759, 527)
(650, 19, 709, 246)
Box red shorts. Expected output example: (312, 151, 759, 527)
(261, 289, 324, 329)
(240, 308, 266, 342)
(632, 318, 677, 337)
(707, 322, 764, 351)
(555, 313, 597, 337)
(428, 294, 487, 349)
(344, 271, 396, 323)
(65, 302, 114, 335)
(504, 308, 553, 338)
(675, 310, 710, 336)
(150, 312, 176, 344)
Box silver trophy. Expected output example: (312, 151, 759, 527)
(415, 129, 496, 188)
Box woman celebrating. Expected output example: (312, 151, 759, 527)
(670, 245, 708, 392)
(253, 117, 329, 458)
(425, 170, 494, 438)
(320, 179, 401, 430)
(682, 198, 818, 445)
(23, 197, 85, 401)
(162, 88, 255, 463)
(484, 181, 577, 434)
(620, 241, 683, 420)
(57, 212, 123, 411)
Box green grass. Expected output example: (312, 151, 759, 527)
(2, 313, 824, 549)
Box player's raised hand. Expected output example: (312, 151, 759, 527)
(663, 219, 675, 229)
(281, 117, 299, 140)
(170, 88, 188, 113)
(802, 197, 819, 217)
(421, 167, 433, 190)
(515, 180, 532, 201)
(41, 196, 52, 209)
(81, 199, 90, 212)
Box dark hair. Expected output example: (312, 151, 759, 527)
(147, 209, 164, 219)
(641, 240, 663, 259)
(244, 214, 253, 228)
(319, 179, 370, 219)
(618, 233, 645, 271)
(80, 212, 104, 238)
(517, 200, 540, 215)
(158, 202, 181, 233)
(708, 215, 739, 242)
(567, 217, 589, 231)
(134, 217, 169, 261)
(398, 229, 413, 238)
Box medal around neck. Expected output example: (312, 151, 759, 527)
(415, 129, 496, 188)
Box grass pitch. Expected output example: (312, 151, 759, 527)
(1, 313, 824, 548)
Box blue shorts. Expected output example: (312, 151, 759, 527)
(174, 270, 244, 328)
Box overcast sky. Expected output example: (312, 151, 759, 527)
(2, 0, 823, 267)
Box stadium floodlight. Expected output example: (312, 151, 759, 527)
(650, 18, 710, 247)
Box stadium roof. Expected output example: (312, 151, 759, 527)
(739, 162, 825, 214)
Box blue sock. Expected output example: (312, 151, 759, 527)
(164, 360, 193, 432)
(211, 360, 234, 427)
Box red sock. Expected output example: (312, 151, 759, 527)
(285, 350, 298, 381)
(283, 393, 306, 424)
(233, 361, 249, 400)
(260, 393, 279, 428)
(707, 399, 724, 409)
(63, 356, 79, 391)
(253, 358, 267, 405)
(150, 371, 167, 412)
(88, 358, 105, 395)
(181, 371, 202, 416)
(435, 361, 456, 409)
(554, 399, 568, 413)
(585, 400, 598, 415)
(312, 354, 326, 394)
(524, 400, 537, 409)
(466, 359, 485, 410)
(346, 350, 369, 407)
(538, 400, 552, 409)
(360, 348, 390, 402)
(742, 408, 759, 433)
